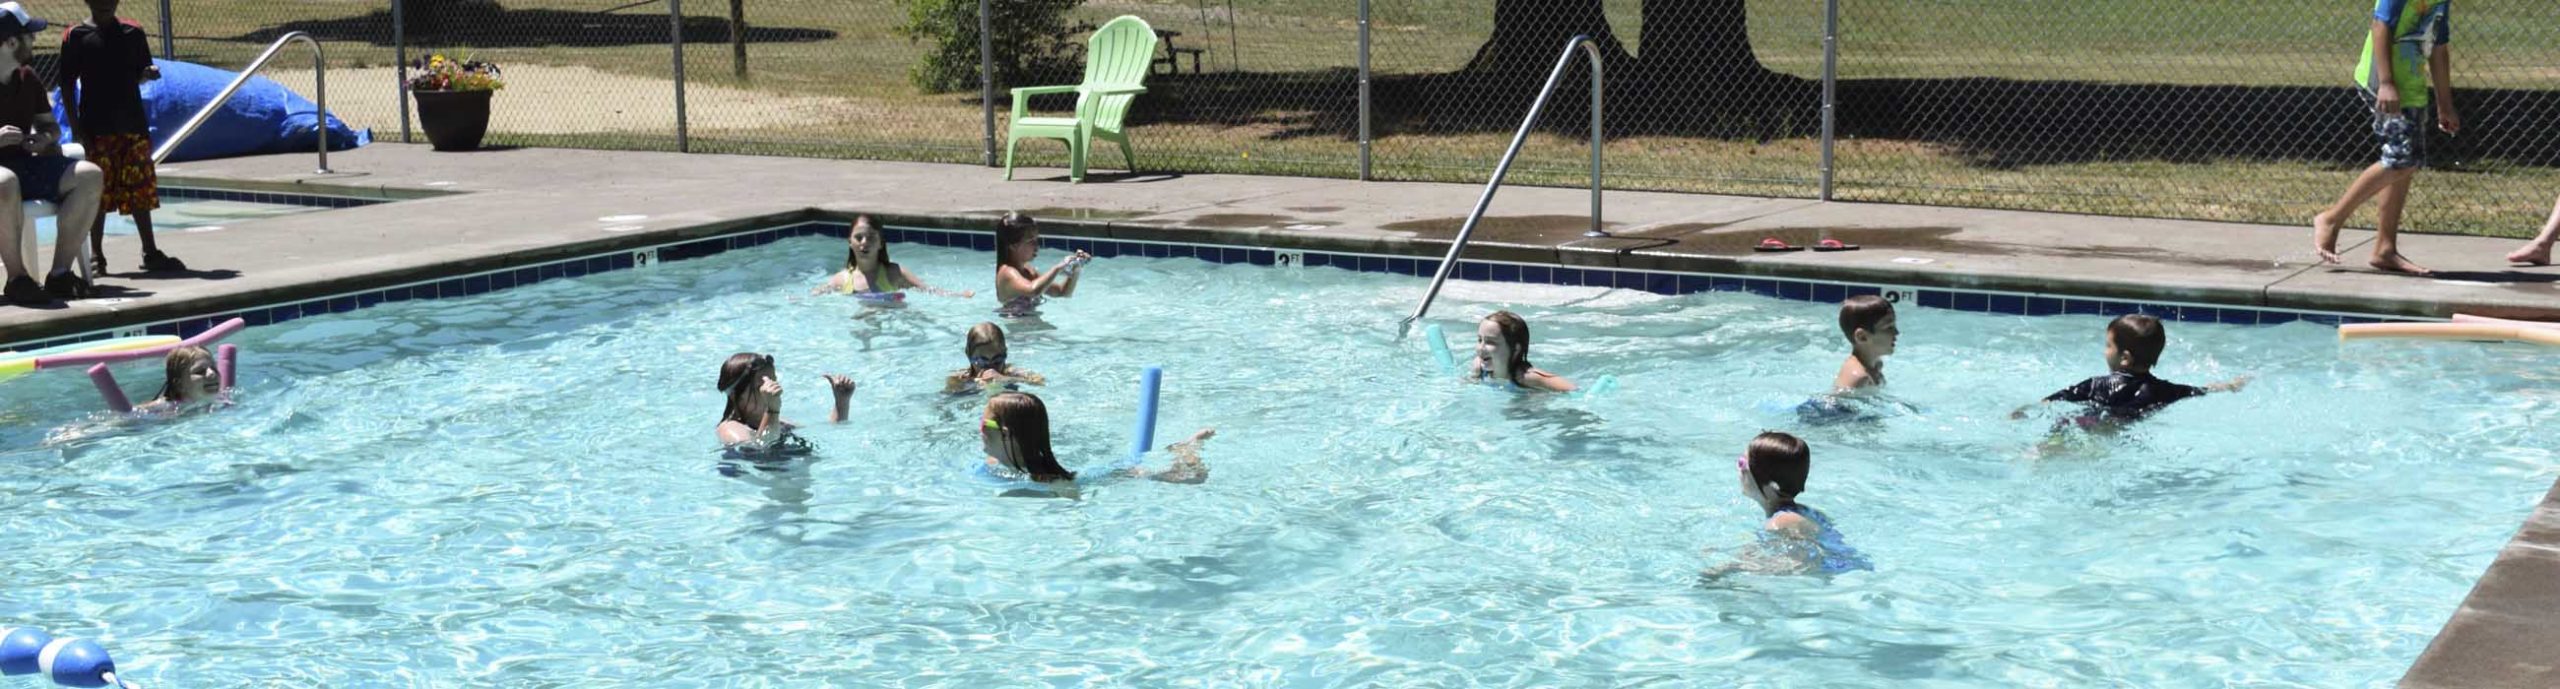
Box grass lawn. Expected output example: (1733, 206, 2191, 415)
(83, 0, 2560, 237)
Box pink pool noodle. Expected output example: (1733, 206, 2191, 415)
(35, 318, 245, 370)
(218, 344, 237, 390)
(87, 363, 133, 414)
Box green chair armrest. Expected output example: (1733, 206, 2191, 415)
(1081, 85, 1148, 96)
(1009, 85, 1084, 123)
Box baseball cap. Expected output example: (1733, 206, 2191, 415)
(0, 3, 48, 36)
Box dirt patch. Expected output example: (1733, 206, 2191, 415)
(1182, 213, 1318, 229)
(1380, 215, 1621, 244)
(267, 65, 874, 136)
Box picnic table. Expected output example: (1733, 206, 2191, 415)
(1152, 28, 1206, 75)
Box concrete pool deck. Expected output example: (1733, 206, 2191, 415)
(3, 144, 2556, 687)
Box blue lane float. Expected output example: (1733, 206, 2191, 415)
(0, 627, 137, 688)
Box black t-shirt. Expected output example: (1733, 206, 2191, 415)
(2045, 371, 2207, 419)
(60, 20, 154, 136)
(0, 66, 48, 159)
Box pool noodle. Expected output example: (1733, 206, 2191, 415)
(0, 335, 180, 377)
(2338, 322, 2560, 346)
(2451, 314, 2560, 330)
(217, 344, 237, 390)
(1424, 324, 1456, 373)
(86, 364, 132, 414)
(34, 318, 245, 370)
(1128, 366, 1162, 462)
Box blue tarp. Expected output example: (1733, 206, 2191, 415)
(54, 58, 369, 162)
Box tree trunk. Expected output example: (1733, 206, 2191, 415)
(1634, 0, 1813, 136)
(1460, 0, 1627, 83)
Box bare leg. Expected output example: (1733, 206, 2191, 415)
(2313, 163, 2400, 264)
(0, 170, 25, 282)
(2506, 192, 2560, 266)
(51, 162, 103, 277)
(86, 209, 102, 274)
(2369, 169, 2429, 275)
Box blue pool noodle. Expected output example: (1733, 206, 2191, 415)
(1424, 324, 1457, 373)
(1129, 366, 1163, 461)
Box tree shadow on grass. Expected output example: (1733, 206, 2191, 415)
(224, 9, 834, 49)
(1104, 67, 2560, 170)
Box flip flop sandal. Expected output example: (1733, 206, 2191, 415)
(1812, 239, 1862, 252)
(1753, 238, 1804, 253)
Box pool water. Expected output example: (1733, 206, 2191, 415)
(3, 231, 2553, 686)
(29, 195, 325, 244)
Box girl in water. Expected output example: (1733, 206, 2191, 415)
(991, 212, 1091, 318)
(978, 391, 1214, 494)
(136, 345, 224, 413)
(1468, 311, 1577, 393)
(945, 322, 1047, 395)
(715, 352, 856, 454)
(813, 216, 974, 305)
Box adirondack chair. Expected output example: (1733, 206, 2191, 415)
(1004, 15, 1157, 183)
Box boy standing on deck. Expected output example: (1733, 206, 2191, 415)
(60, 0, 180, 274)
(2310, 0, 2457, 276)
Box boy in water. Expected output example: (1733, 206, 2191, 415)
(2014, 314, 2248, 425)
(61, 0, 180, 274)
(1831, 295, 1897, 391)
(2310, 0, 2457, 275)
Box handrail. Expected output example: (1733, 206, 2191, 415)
(1400, 34, 1605, 334)
(151, 31, 331, 174)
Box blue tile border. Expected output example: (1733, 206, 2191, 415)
(1, 220, 2426, 352)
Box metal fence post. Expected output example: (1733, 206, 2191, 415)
(671, 0, 689, 152)
(156, 0, 172, 59)
(979, 0, 996, 167)
(1356, 0, 1371, 180)
(1817, 0, 1839, 201)
(394, 0, 410, 144)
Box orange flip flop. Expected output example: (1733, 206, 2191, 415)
(1812, 239, 1861, 252)
(1754, 238, 1804, 253)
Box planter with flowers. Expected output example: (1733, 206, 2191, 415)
(407, 54, 504, 151)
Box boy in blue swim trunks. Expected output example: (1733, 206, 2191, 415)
(2014, 314, 2249, 425)
(2311, 0, 2458, 275)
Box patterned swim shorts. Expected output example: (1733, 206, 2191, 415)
(2364, 93, 2427, 171)
(87, 132, 159, 215)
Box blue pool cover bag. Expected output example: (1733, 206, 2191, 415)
(54, 58, 370, 162)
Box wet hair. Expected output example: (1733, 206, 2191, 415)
(156, 345, 214, 403)
(964, 322, 1007, 376)
(717, 352, 775, 427)
(1839, 295, 1894, 343)
(986, 391, 1075, 482)
(843, 215, 893, 275)
(1485, 311, 1535, 384)
(1745, 431, 1810, 502)
(2107, 314, 2168, 369)
(995, 211, 1039, 269)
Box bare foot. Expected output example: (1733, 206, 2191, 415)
(1173, 427, 1216, 450)
(2310, 212, 2344, 264)
(2369, 251, 2432, 275)
(2508, 242, 2553, 266)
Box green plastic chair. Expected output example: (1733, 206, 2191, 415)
(1004, 15, 1157, 183)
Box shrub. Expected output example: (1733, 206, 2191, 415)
(897, 0, 1090, 94)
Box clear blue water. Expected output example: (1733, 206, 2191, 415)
(3, 231, 2553, 686)
(29, 195, 322, 244)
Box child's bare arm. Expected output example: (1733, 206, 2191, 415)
(2206, 375, 2252, 394)
(2368, 19, 2399, 111)
(2429, 45, 2459, 134)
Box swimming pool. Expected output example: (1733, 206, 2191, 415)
(2, 227, 2549, 685)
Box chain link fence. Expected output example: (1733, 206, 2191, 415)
(87, 0, 2560, 236)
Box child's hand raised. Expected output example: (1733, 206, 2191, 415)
(824, 374, 856, 396)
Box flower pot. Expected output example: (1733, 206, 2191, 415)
(412, 89, 493, 151)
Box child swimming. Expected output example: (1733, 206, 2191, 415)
(991, 212, 1091, 318)
(1468, 311, 1576, 393)
(978, 391, 1214, 495)
(1832, 295, 1897, 391)
(2012, 314, 2249, 425)
(134, 344, 221, 413)
(715, 352, 856, 454)
(945, 322, 1047, 394)
(1715, 431, 1869, 576)
(812, 215, 973, 304)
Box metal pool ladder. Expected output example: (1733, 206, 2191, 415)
(151, 31, 333, 174)
(1400, 34, 1607, 335)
